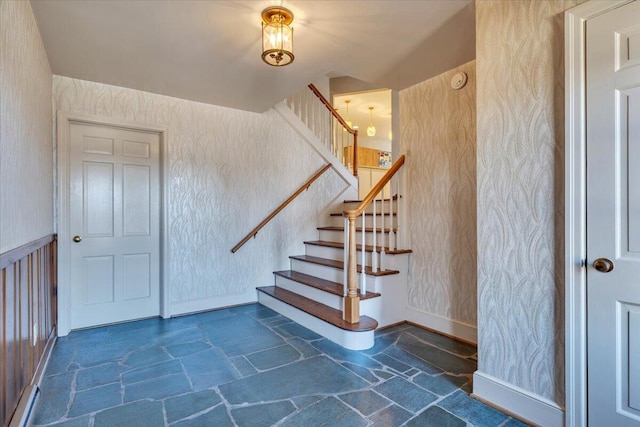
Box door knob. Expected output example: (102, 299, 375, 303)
(593, 258, 614, 273)
(73, 235, 82, 243)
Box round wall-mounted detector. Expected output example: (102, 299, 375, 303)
(450, 72, 468, 90)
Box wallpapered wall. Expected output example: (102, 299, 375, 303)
(0, 1, 53, 253)
(53, 76, 348, 311)
(400, 61, 477, 327)
(476, 0, 585, 406)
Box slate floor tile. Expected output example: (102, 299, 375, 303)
(438, 390, 509, 427)
(219, 356, 368, 404)
(165, 340, 210, 358)
(413, 372, 468, 396)
(368, 404, 412, 427)
(230, 401, 296, 427)
(75, 363, 127, 391)
(31, 371, 75, 425)
(245, 344, 301, 370)
(383, 345, 442, 375)
(43, 416, 91, 427)
(124, 372, 191, 402)
(396, 335, 475, 374)
(94, 400, 164, 427)
(172, 403, 234, 427)
(339, 390, 390, 416)
(342, 362, 380, 383)
(372, 353, 412, 373)
(124, 346, 171, 368)
(374, 376, 437, 413)
(200, 315, 284, 356)
(280, 396, 367, 427)
(288, 337, 320, 357)
(504, 416, 533, 426)
(229, 356, 258, 377)
(29, 304, 517, 427)
(274, 322, 322, 340)
(163, 389, 222, 424)
(121, 359, 183, 385)
(312, 339, 382, 369)
(405, 326, 477, 357)
(68, 383, 122, 417)
(180, 348, 239, 390)
(406, 405, 466, 427)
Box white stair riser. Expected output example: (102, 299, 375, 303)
(318, 229, 395, 247)
(291, 259, 384, 292)
(305, 244, 378, 266)
(290, 258, 343, 282)
(258, 292, 374, 350)
(275, 276, 343, 310)
(327, 215, 398, 229)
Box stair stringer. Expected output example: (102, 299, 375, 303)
(274, 101, 358, 190)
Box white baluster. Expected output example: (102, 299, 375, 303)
(361, 211, 366, 295)
(343, 217, 349, 299)
(380, 188, 385, 271)
(372, 190, 378, 274)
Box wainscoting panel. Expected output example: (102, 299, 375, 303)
(0, 235, 57, 426)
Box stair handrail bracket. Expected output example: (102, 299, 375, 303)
(342, 155, 406, 324)
(231, 164, 332, 254)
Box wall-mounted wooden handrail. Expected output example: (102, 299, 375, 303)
(307, 84, 358, 177)
(343, 155, 405, 219)
(231, 164, 332, 253)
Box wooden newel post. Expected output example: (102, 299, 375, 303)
(345, 215, 360, 323)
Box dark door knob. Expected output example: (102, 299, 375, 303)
(593, 258, 614, 273)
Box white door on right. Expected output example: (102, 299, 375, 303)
(587, 1, 640, 425)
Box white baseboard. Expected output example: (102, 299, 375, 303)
(472, 371, 564, 427)
(405, 306, 477, 344)
(170, 290, 258, 317)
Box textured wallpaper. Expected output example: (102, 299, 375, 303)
(0, 1, 53, 253)
(53, 76, 347, 307)
(400, 61, 477, 326)
(476, 0, 585, 406)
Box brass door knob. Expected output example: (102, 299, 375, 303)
(73, 235, 82, 243)
(593, 258, 614, 273)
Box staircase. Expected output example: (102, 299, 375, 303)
(257, 198, 411, 350)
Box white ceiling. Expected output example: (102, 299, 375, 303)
(30, 0, 475, 113)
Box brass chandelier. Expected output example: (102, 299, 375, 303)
(261, 6, 294, 66)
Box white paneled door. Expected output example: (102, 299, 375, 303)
(69, 123, 160, 329)
(587, 1, 640, 425)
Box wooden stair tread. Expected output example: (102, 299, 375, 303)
(257, 286, 378, 332)
(330, 212, 396, 217)
(304, 240, 411, 255)
(343, 195, 400, 203)
(274, 270, 381, 300)
(317, 226, 396, 233)
(289, 255, 400, 276)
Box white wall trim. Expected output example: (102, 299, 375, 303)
(564, 1, 633, 426)
(56, 112, 170, 336)
(274, 101, 358, 190)
(404, 306, 477, 344)
(473, 371, 564, 427)
(170, 290, 258, 317)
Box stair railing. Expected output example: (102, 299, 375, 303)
(342, 155, 406, 324)
(231, 164, 332, 253)
(286, 84, 359, 176)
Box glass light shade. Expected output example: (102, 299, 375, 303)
(261, 7, 294, 66)
(367, 125, 376, 137)
(388, 130, 393, 140)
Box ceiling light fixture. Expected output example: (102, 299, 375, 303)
(367, 106, 376, 137)
(344, 99, 353, 129)
(388, 130, 393, 141)
(261, 6, 294, 67)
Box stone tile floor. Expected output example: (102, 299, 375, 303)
(29, 304, 529, 426)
